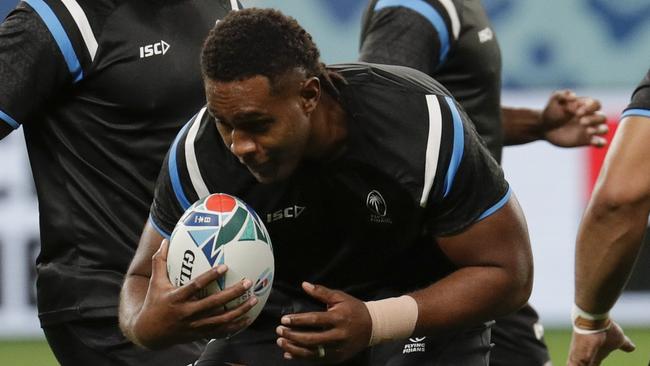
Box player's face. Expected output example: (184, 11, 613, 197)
(205, 74, 318, 183)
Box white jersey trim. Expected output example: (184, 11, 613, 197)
(420, 95, 443, 207)
(438, 0, 460, 39)
(61, 0, 98, 61)
(185, 108, 211, 199)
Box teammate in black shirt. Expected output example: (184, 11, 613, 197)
(568, 70, 650, 366)
(359, 1, 609, 365)
(0, 0, 238, 364)
(121, 8, 533, 365)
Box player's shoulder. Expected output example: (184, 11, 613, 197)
(334, 63, 461, 199)
(331, 62, 451, 97)
(623, 68, 650, 116)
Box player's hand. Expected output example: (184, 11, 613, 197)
(567, 321, 635, 366)
(275, 282, 372, 363)
(541, 90, 608, 148)
(132, 240, 258, 348)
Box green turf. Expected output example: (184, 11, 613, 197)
(545, 328, 650, 366)
(0, 328, 648, 365)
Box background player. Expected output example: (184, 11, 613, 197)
(0, 0, 239, 364)
(121, 8, 534, 365)
(359, 1, 608, 365)
(568, 69, 650, 366)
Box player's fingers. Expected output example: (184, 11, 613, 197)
(579, 112, 607, 127)
(189, 278, 254, 313)
(281, 310, 332, 329)
(171, 265, 228, 300)
(301, 281, 345, 306)
(276, 337, 321, 360)
(276, 325, 339, 347)
(590, 136, 607, 148)
(189, 296, 257, 329)
(552, 89, 577, 104)
(576, 97, 602, 116)
(585, 123, 609, 136)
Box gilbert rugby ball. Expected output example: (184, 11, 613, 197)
(167, 193, 274, 324)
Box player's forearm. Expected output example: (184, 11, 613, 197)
(575, 197, 650, 314)
(410, 263, 532, 336)
(119, 274, 151, 347)
(501, 106, 544, 145)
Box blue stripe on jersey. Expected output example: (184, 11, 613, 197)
(0, 109, 20, 129)
(148, 214, 171, 239)
(24, 0, 83, 83)
(477, 186, 512, 221)
(443, 96, 464, 197)
(374, 0, 450, 64)
(621, 108, 650, 119)
(169, 121, 193, 210)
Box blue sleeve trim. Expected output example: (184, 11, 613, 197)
(443, 96, 464, 197)
(477, 186, 512, 222)
(0, 109, 20, 129)
(621, 108, 650, 119)
(24, 0, 83, 83)
(168, 121, 193, 211)
(148, 214, 171, 240)
(374, 0, 450, 64)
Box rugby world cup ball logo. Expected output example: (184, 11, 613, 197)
(166, 193, 274, 328)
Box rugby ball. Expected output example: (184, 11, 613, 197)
(167, 193, 274, 325)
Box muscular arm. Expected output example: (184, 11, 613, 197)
(119, 221, 255, 348)
(411, 195, 533, 334)
(275, 196, 533, 363)
(574, 116, 650, 313)
(119, 222, 163, 345)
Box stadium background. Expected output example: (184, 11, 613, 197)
(0, 0, 648, 364)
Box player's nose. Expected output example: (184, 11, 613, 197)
(229, 130, 257, 160)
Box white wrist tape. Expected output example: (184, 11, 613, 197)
(364, 295, 418, 346)
(572, 304, 611, 335)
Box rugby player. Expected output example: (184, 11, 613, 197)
(121, 8, 534, 365)
(0, 0, 239, 364)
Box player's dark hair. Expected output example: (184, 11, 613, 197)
(201, 8, 331, 94)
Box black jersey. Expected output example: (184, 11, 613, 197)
(359, 0, 503, 162)
(0, 0, 236, 325)
(622, 69, 650, 118)
(150, 63, 510, 311)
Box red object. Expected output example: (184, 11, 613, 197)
(206, 193, 237, 212)
(586, 117, 619, 199)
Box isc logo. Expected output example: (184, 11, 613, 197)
(139, 40, 170, 58)
(266, 205, 305, 223)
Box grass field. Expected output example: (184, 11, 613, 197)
(0, 328, 648, 365)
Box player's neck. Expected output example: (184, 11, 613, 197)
(306, 91, 348, 162)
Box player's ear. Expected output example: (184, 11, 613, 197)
(300, 76, 320, 115)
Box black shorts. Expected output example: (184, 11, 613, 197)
(490, 304, 551, 366)
(195, 315, 492, 366)
(42, 317, 206, 366)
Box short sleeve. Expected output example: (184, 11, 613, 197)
(424, 96, 510, 236)
(621, 69, 650, 119)
(359, 0, 460, 75)
(149, 122, 195, 238)
(0, 2, 71, 132)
